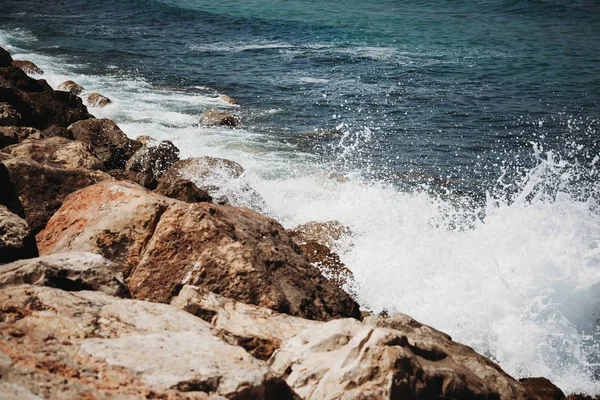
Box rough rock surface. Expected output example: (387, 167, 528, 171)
(155, 176, 212, 203)
(519, 377, 566, 400)
(1, 157, 113, 234)
(57, 80, 83, 95)
(0, 285, 293, 399)
(37, 181, 360, 321)
(172, 285, 320, 360)
(297, 241, 356, 292)
(87, 92, 112, 107)
(200, 109, 240, 127)
(69, 118, 142, 169)
(42, 124, 73, 139)
(125, 140, 180, 185)
(2, 136, 105, 171)
(0, 252, 128, 297)
(0, 205, 38, 263)
(12, 60, 43, 75)
(270, 316, 530, 400)
(0, 126, 43, 149)
(107, 168, 155, 188)
(0, 102, 21, 127)
(219, 95, 239, 105)
(289, 220, 351, 249)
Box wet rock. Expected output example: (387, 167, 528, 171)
(155, 176, 212, 203)
(37, 181, 361, 321)
(1, 157, 113, 234)
(26, 89, 92, 129)
(125, 140, 180, 185)
(69, 118, 142, 169)
(42, 124, 73, 139)
(0, 46, 13, 67)
(219, 94, 239, 105)
(107, 168, 155, 188)
(0, 285, 293, 399)
(2, 137, 105, 171)
(297, 241, 356, 293)
(270, 316, 531, 400)
(87, 92, 111, 107)
(0, 66, 51, 93)
(200, 109, 240, 127)
(135, 135, 156, 146)
(12, 60, 43, 75)
(0, 252, 129, 297)
(57, 80, 84, 95)
(172, 285, 320, 360)
(288, 220, 352, 249)
(0, 205, 38, 264)
(0, 102, 21, 127)
(519, 377, 566, 400)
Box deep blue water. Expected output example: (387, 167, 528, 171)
(1, 0, 599, 192)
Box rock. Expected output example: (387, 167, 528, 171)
(0, 66, 51, 93)
(567, 395, 600, 400)
(1, 157, 113, 234)
(219, 94, 239, 105)
(0, 102, 21, 127)
(0, 205, 38, 263)
(0, 285, 293, 399)
(0, 252, 129, 297)
(135, 135, 156, 146)
(12, 60, 43, 75)
(519, 377, 566, 400)
(42, 124, 73, 139)
(297, 241, 356, 293)
(0, 46, 13, 67)
(2, 137, 106, 171)
(172, 285, 320, 360)
(200, 109, 240, 127)
(270, 316, 530, 400)
(37, 181, 360, 321)
(87, 92, 111, 107)
(288, 220, 351, 249)
(125, 140, 180, 185)
(0, 126, 43, 149)
(57, 80, 84, 95)
(155, 176, 212, 203)
(69, 118, 142, 169)
(159, 156, 266, 211)
(23, 88, 93, 129)
(107, 168, 155, 188)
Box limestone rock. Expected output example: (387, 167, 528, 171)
(0, 285, 293, 399)
(0, 252, 129, 297)
(69, 118, 142, 169)
(200, 109, 239, 127)
(155, 176, 212, 203)
(1, 157, 113, 234)
(125, 140, 180, 185)
(219, 94, 239, 105)
(37, 181, 360, 321)
(172, 285, 320, 360)
(270, 317, 530, 400)
(2, 136, 105, 171)
(87, 92, 112, 107)
(57, 80, 84, 95)
(0, 205, 38, 263)
(0, 102, 21, 127)
(12, 60, 43, 75)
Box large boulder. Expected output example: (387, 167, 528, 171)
(57, 80, 83, 95)
(155, 176, 212, 203)
(0, 252, 128, 297)
(200, 109, 240, 127)
(1, 157, 113, 234)
(0, 102, 21, 127)
(0, 285, 293, 399)
(0, 205, 38, 263)
(125, 140, 180, 186)
(0, 66, 51, 93)
(2, 137, 105, 171)
(87, 92, 112, 107)
(269, 316, 531, 400)
(12, 60, 43, 75)
(69, 118, 142, 169)
(37, 181, 360, 321)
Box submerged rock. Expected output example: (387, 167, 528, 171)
(57, 80, 84, 95)
(0, 205, 38, 264)
(12, 60, 43, 75)
(87, 92, 111, 107)
(200, 109, 240, 127)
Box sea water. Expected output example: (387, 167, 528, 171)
(1, 0, 599, 394)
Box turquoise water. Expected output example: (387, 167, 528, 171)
(1, 0, 600, 394)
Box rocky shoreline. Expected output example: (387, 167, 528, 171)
(0, 45, 595, 399)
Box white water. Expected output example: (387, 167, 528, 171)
(3, 29, 600, 395)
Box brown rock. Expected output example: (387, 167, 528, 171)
(12, 60, 43, 75)
(298, 241, 356, 293)
(0, 102, 21, 127)
(135, 135, 156, 146)
(288, 220, 351, 248)
(0, 126, 43, 148)
(69, 118, 142, 169)
(42, 125, 73, 139)
(0, 66, 51, 93)
(520, 377, 566, 400)
(125, 140, 180, 185)
(0, 205, 38, 263)
(37, 181, 360, 321)
(87, 92, 112, 107)
(0, 46, 13, 67)
(155, 176, 212, 203)
(2, 137, 105, 171)
(1, 157, 113, 234)
(57, 80, 83, 95)
(200, 109, 240, 127)
(219, 94, 239, 105)
(108, 168, 156, 188)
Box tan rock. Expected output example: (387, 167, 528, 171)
(2, 136, 105, 171)
(0, 285, 293, 399)
(219, 94, 239, 105)
(87, 92, 112, 107)
(200, 109, 239, 127)
(0, 126, 42, 149)
(155, 176, 212, 203)
(135, 135, 156, 146)
(0, 205, 37, 263)
(11, 60, 43, 75)
(288, 220, 351, 248)
(57, 80, 84, 95)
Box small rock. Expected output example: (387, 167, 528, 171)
(135, 135, 156, 146)
(0, 252, 129, 297)
(200, 109, 240, 127)
(125, 140, 180, 184)
(0, 205, 38, 263)
(219, 94, 239, 105)
(87, 92, 111, 107)
(12, 60, 43, 75)
(57, 80, 84, 95)
(0, 102, 22, 127)
(155, 176, 212, 203)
